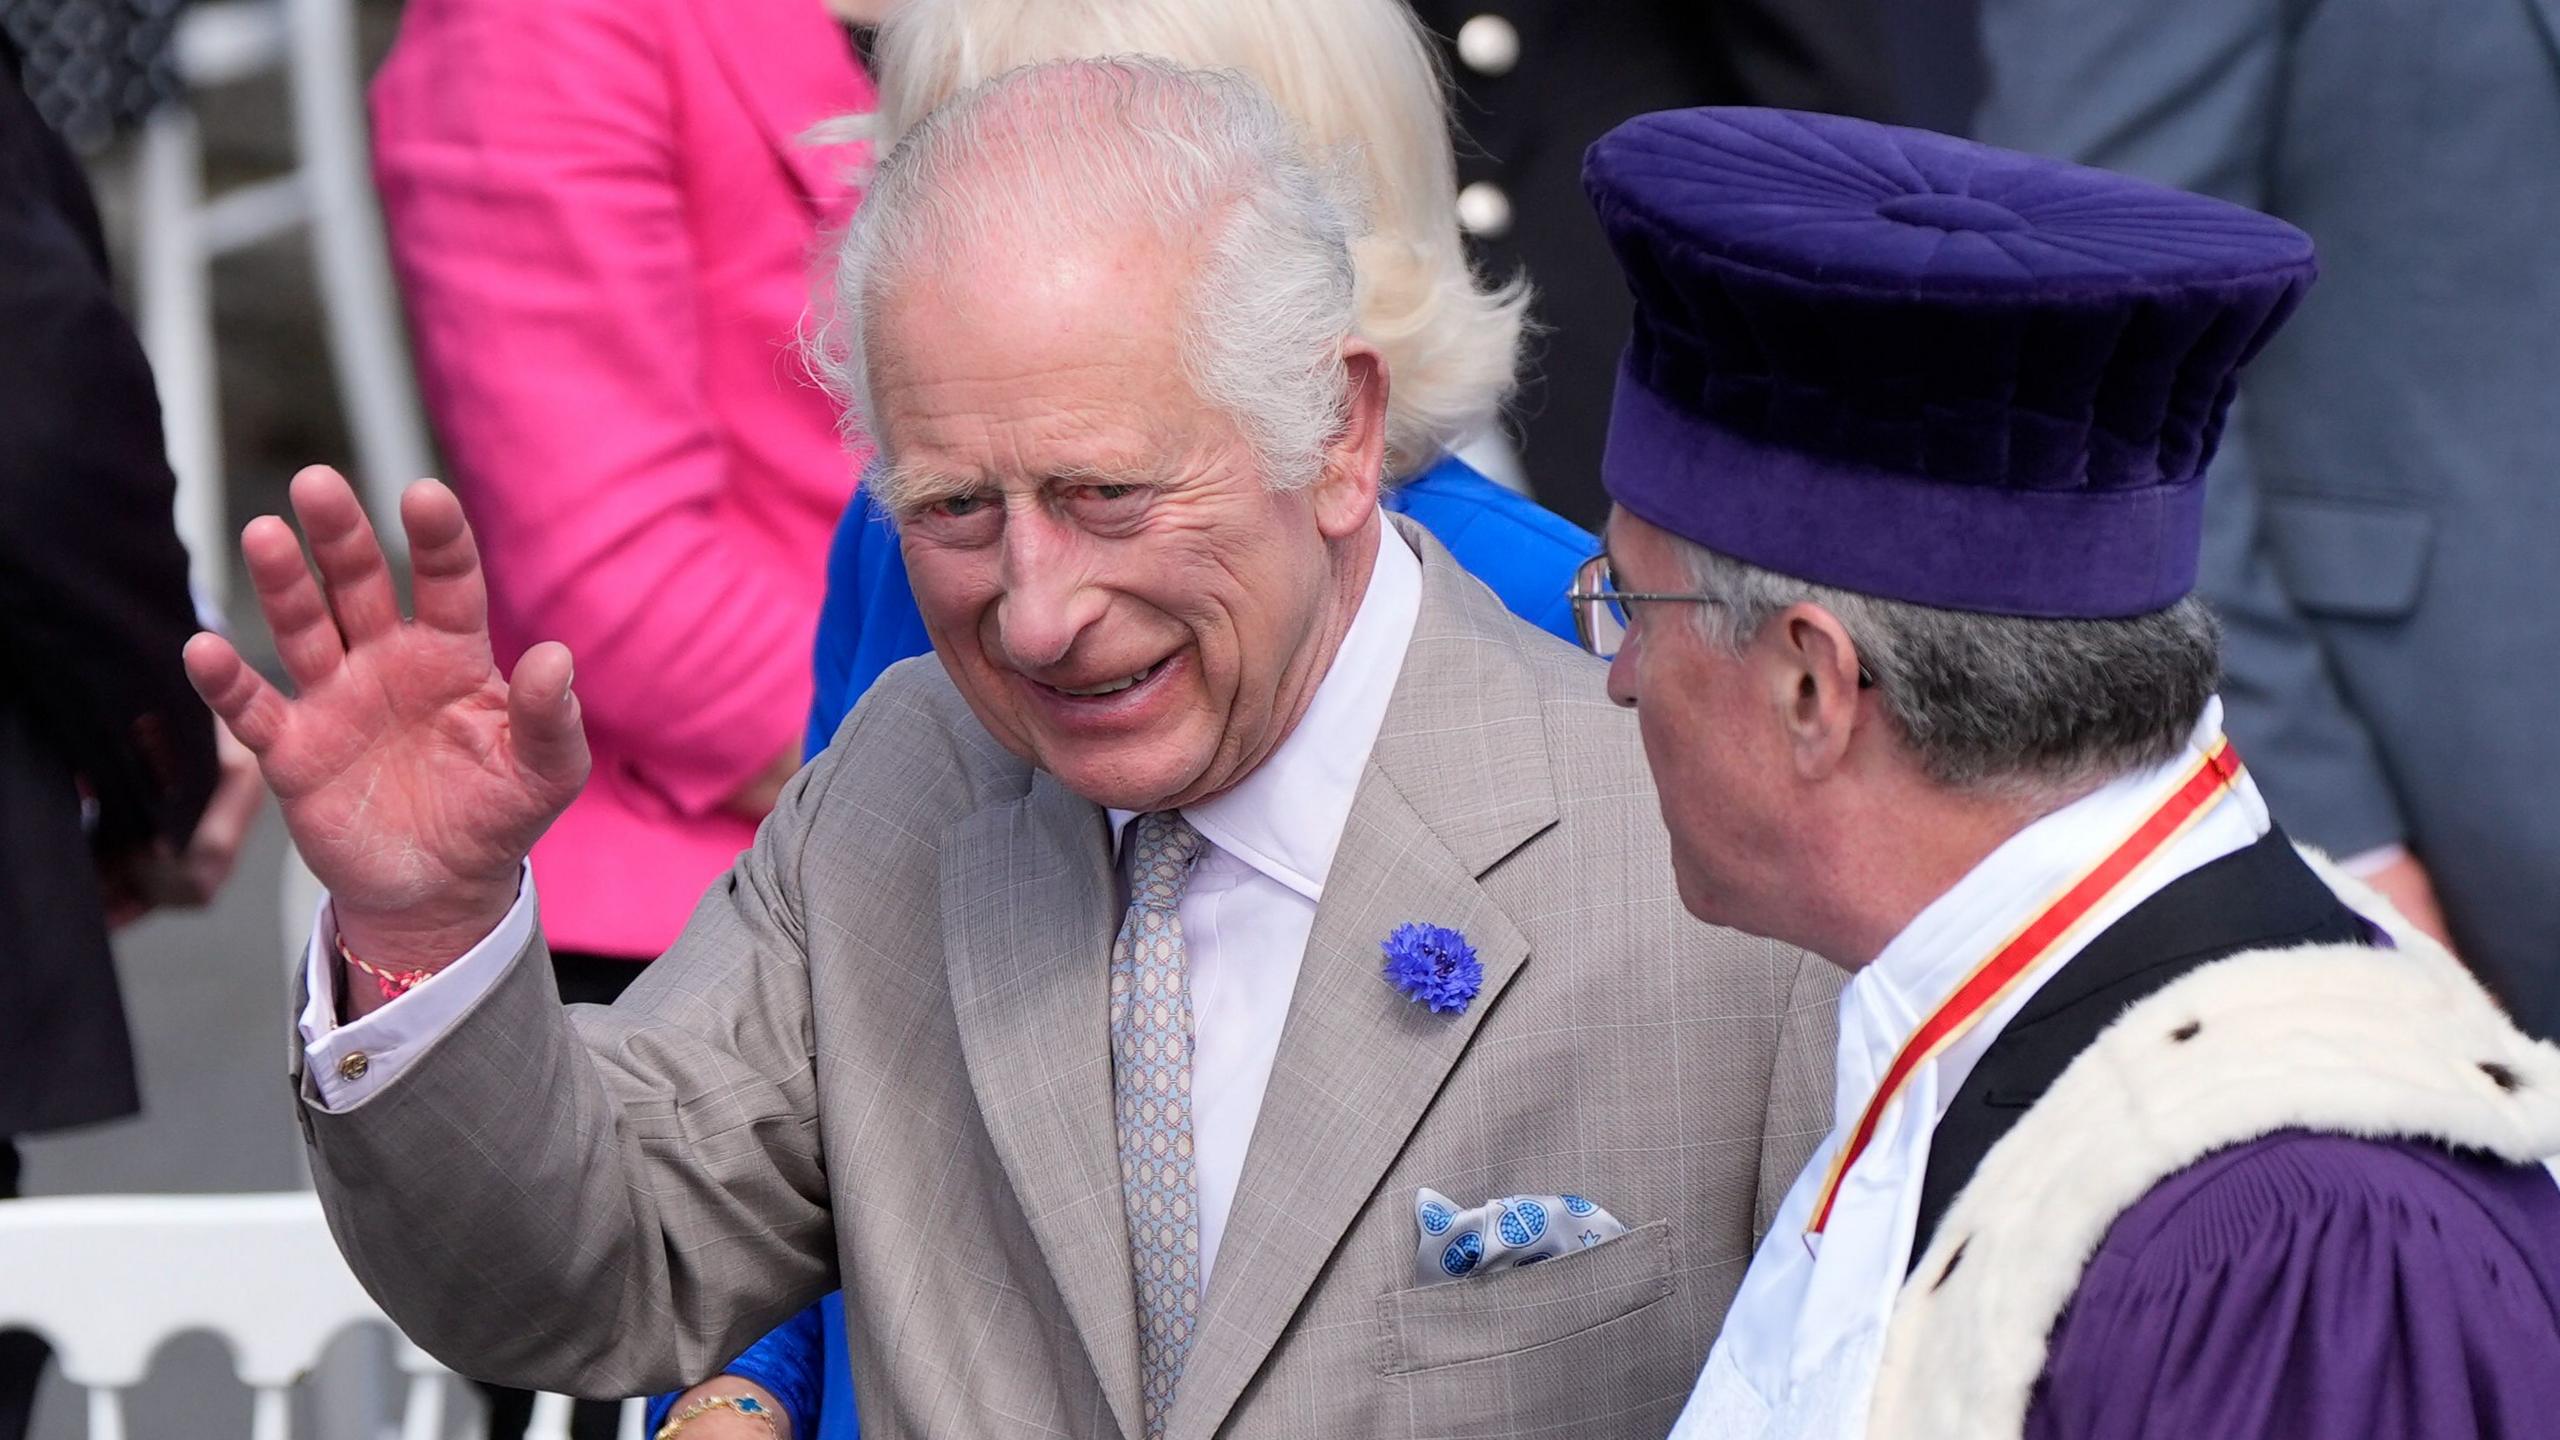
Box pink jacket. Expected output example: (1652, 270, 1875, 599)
(372, 0, 873, 957)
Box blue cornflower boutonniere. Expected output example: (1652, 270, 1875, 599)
(1383, 922, 1482, 1015)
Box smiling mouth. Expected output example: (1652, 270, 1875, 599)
(1048, 660, 1166, 698)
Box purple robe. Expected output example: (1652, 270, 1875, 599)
(2029, 1131, 2560, 1438)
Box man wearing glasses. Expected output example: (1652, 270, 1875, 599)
(197, 65, 1843, 1440)
(1566, 106, 2560, 1440)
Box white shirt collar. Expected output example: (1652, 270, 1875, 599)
(1109, 520, 1422, 902)
(1673, 698, 2274, 1440)
(1839, 696, 2270, 1108)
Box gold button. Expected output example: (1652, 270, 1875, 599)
(337, 1052, 371, 1082)
(1456, 14, 1522, 77)
(1457, 181, 1514, 239)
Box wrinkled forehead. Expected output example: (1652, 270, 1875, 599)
(866, 226, 1193, 406)
(861, 236, 1230, 506)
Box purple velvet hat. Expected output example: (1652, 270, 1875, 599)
(1585, 108, 2316, 617)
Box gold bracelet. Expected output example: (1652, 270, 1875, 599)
(655, 1392, 779, 1440)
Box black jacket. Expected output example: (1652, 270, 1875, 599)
(1409, 0, 1968, 525)
(0, 40, 213, 1136)
(1912, 828, 2372, 1260)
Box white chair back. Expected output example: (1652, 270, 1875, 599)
(268, 870, 649, 1440)
(0, 1191, 449, 1440)
(139, 0, 435, 599)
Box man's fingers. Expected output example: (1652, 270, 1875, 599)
(292, 465, 405, 645)
(184, 632, 291, 755)
(506, 642, 590, 790)
(402, 480, 491, 641)
(242, 514, 345, 689)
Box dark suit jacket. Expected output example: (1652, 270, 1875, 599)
(0, 43, 213, 1136)
(1408, 0, 1941, 527)
(1975, 0, 2560, 1038)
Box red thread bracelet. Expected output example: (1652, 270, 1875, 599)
(335, 931, 436, 999)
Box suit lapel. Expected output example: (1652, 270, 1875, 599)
(941, 773, 1145, 1440)
(690, 0, 875, 225)
(1166, 525, 1561, 1440)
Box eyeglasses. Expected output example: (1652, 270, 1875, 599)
(1566, 552, 1878, 688)
(1566, 553, 1721, 660)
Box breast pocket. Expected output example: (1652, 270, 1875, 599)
(2261, 495, 2435, 621)
(1376, 1218, 1676, 1375)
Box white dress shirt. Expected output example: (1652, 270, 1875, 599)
(1670, 699, 2280, 1440)
(299, 520, 1422, 1292)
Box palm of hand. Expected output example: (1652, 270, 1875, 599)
(270, 625, 574, 915)
(187, 468, 591, 941)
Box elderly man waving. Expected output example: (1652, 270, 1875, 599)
(186, 61, 1832, 1440)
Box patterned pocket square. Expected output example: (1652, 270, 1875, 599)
(1411, 1186, 1631, 1285)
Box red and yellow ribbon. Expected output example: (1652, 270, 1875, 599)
(1804, 738, 2244, 1239)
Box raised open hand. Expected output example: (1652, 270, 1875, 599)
(184, 466, 588, 969)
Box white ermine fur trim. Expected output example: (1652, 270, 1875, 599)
(1866, 849, 2560, 1440)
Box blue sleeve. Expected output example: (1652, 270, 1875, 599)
(818, 1291, 857, 1440)
(643, 1300, 827, 1438)
(805, 486, 937, 759)
(805, 500, 868, 762)
(1386, 458, 1595, 645)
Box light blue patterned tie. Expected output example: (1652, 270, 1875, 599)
(1111, 810, 1208, 1440)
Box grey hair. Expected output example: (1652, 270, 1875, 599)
(839, 0, 1531, 477)
(1672, 540, 2222, 797)
(813, 57, 1365, 508)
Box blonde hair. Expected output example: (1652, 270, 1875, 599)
(854, 0, 1529, 477)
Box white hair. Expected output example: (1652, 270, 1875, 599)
(815, 57, 1368, 508)
(822, 0, 1529, 477)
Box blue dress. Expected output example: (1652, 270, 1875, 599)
(650, 454, 1593, 1440)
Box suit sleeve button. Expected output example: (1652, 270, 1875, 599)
(1457, 14, 1522, 77)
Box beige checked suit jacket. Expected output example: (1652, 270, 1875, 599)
(299, 521, 1839, 1440)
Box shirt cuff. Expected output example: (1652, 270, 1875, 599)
(297, 864, 538, 1110)
(2336, 842, 2411, 879)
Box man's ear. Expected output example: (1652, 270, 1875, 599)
(1768, 603, 1865, 781)
(1312, 342, 1389, 540)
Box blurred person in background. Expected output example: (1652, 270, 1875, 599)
(0, 0, 182, 153)
(1582, 104, 2560, 1440)
(671, 4, 1599, 1433)
(1402, 0, 1915, 525)
(367, 0, 893, 1433)
(1, 34, 260, 1440)
(798, 0, 1600, 764)
(1973, 0, 2560, 1038)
